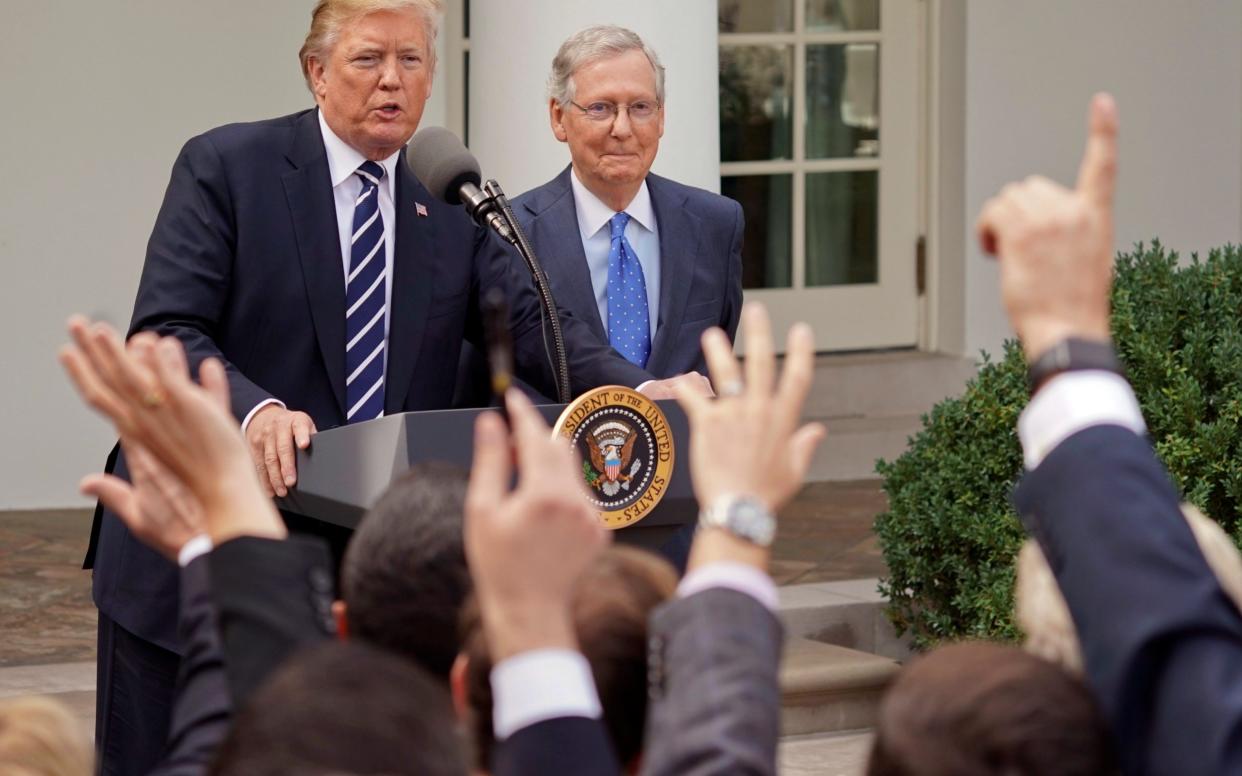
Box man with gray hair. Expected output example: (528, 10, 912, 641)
(492, 25, 744, 383)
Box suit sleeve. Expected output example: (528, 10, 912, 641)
(469, 228, 651, 398)
(721, 199, 744, 341)
(208, 535, 336, 708)
(1013, 425, 1242, 776)
(640, 588, 784, 776)
(130, 134, 273, 421)
(148, 555, 231, 776)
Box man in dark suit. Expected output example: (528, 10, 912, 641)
(456, 25, 742, 408)
(520, 24, 743, 378)
(978, 93, 1242, 775)
(85, 3, 696, 772)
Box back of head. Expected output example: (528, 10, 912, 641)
(342, 461, 470, 679)
(462, 545, 678, 770)
(867, 642, 1113, 776)
(0, 696, 92, 776)
(210, 641, 465, 776)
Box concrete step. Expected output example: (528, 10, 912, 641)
(804, 413, 923, 482)
(778, 578, 911, 663)
(804, 350, 976, 420)
(780, 637, 898, 736)
(779, 730, 874, 776)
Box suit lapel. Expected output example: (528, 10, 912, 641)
(647, 174, 699, 377)
(525, 167, 607, 340)
(282, 111, 347, 417)
(383, 156, 436, 414)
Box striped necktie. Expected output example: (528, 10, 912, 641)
(606, 212, 651, 368)
(345, 161, 387, 423)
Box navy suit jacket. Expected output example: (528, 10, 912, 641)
(87, 109, 651, 651)
(514, 167, 744, 378)
(455, 167, 742, 405)
(1013, 424, 1242, 776)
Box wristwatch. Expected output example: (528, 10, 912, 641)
(1026, 337, 1123, 394)
(698, 494, 776, 547)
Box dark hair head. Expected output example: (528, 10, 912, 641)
(867, 641, 1115, 776)
(462, 545, 677, 770)
(210, 640, 465, 776)
(341, 461, 470, 679)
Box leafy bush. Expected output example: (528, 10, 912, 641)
(876, 241, 1242, 649)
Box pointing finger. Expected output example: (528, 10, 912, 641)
(1075, 92, 1118, 209)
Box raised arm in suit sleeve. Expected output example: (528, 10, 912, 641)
(149, 554, 231, 776)
(468, 227, 652, 398)
(130, 134, 274, 421)
(1013, 377, 1242, 776)
(640, 587, 784, 776)
(208, 535, 336, 708)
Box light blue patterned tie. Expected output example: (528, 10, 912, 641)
(345, 161, 386, 423)
(606, 212, 651, 368)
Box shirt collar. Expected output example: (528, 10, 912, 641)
(318, 109, 399, 199)
(568, 168, 656, 241)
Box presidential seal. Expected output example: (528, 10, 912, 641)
(554, 386, 675, 530)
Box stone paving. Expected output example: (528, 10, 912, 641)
(0, 478, 888, 773)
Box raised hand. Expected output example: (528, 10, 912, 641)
(976, 93, 1118, 361)
(674, 303, 826, 515)
(60, 318, 285, 545)
(463, 389, 609, 661)
(80, 441, 205, 561)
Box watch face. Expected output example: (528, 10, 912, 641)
(727, 497, 776, 546)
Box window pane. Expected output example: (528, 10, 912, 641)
(805, 171, 877, 286)
(720, 46, 793, 163)
(719, 0, 793, 33)
(807, 0, 880, 31)
(722, 175, 793, 289)
(806, 43, 879, 159)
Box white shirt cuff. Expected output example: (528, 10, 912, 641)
(241, 398, 286, 434)
(491, 649, 602, 740)
(1018, 371, 1146, 470)
(177, 534, 214, 568)
(678, 561, 779, 612)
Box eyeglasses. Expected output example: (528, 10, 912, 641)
(569, 100, 661, 123)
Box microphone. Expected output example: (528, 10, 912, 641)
(406, 127, 515, 244)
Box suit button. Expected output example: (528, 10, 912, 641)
(308, 567, 334, 594)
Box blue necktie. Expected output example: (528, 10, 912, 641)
(345, 161, 387, 423)
(607, 212, 651, 368)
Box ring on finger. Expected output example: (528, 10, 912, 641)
(142, 389, 167, 409)
(718, 379, 744, 398)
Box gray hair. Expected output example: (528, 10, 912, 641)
(300, 0, 442, 92)
(547, 25, 666, 107)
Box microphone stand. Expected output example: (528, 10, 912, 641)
(482, 180, 572, 404)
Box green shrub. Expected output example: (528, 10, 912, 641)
(875, 241, 1242, 650)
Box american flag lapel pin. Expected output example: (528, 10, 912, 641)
(415, 202, 428, 217)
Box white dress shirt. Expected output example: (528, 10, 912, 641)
(1018, 370, 1146, 470)
(490, 559, 778, 739)
(569, 170, 661, 337)
(242, 110, 401, 430)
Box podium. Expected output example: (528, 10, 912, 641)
(276, 400, 697, 553)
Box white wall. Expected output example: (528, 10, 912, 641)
(0, 1, 450, 509)
(467, 0, 721, 197)
(960, 0, 1242, 358)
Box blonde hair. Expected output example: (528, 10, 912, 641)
(299, 0, 442, 92)
(1017, 503, 1242, 674)
(0, 696, 92, 776)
